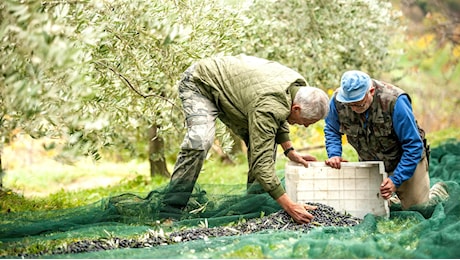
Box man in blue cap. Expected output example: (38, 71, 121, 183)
(324, 70, 431, 210)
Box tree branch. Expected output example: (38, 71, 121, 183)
(93, 61, 179, 110)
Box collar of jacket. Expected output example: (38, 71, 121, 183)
(289, 85, 301, 104)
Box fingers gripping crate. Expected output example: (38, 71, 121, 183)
(285, 161, 390, 219)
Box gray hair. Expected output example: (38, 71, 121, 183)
(294, 86, 330, 119)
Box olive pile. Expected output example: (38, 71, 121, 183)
(21, 203, 362, 257)
(170, 202, 361, 243)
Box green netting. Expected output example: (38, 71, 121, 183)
(1, 140, 459, 258)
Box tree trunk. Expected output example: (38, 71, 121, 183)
(0, 151, 4, 189)
(230, 131, 245, 154)
(210, 131, 246, 165)
(0, 153, 3, 188)
(211, 143, 235, 165)
(148, 125, 170, 178)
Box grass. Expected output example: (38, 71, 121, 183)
(3, 157, 151, 196)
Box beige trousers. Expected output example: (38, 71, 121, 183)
(394, 156, 430, 210)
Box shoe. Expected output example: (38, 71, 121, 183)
(389, 194, 401, 205)
(429, 182, 449, 203)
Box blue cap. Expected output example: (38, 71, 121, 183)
(336, 70, 371, 103)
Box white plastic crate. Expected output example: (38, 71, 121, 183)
(285, 161, 389, 219)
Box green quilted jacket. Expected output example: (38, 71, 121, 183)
(192, 54, 307, 199)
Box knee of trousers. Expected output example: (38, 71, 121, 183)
(180, 123, 215, 151)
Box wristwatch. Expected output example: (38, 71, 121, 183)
(284, 147, 295, 157)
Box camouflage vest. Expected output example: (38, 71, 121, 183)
(334, 80, 427, 173)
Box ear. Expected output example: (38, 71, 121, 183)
(369, 86, 376, 95)
(291, 104, 301, 112)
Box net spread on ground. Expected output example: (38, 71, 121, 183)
(0, 140, 459, 258)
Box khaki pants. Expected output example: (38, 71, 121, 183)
(393, 156, 430, 210)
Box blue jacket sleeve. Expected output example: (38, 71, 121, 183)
(390, 95, 424, 187)
(324, 98, 343, 158)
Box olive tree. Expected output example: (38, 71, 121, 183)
(71, 0, 246, 176)
(0, 0, 246, 185)
(237, 0, 401, 147)
(240, 0, 401, 92)
(0, 0, 103, 186)
(1, 0, 402, 186)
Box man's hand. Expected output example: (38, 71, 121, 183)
(287, 150, 317, 167)
(276, 193, 317, 224)
(325, 156, 348, 169)
(380, 177, 396, 200)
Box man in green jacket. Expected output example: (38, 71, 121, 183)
(161, 54, 330, 224)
